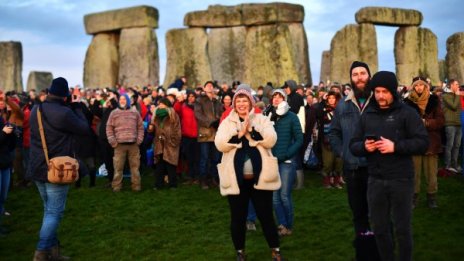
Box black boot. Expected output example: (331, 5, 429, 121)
(50, 244, 70, 260)
(89, 168, 96, 187)
(33, 250, 50, 261)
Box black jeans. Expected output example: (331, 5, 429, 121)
(368, 177, 414, 261)
(99, 139, 114, 182)
(181, 137, 199, 179)
(154, 157, 177, 188)
(344, 166, 370, 234)
(227, 179, 279, 250)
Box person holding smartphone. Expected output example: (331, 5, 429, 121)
(0, 114, 15, 236)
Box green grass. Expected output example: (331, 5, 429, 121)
(1, 169, 464, 260)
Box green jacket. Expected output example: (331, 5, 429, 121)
(272, 111, 304, 162)
(442, 92, 461, 126)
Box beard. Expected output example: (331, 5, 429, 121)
(352, 79, 371, 100)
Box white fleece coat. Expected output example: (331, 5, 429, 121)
(214, 109, 280, 196)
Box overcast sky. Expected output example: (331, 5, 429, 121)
(0, 0, 462, 88)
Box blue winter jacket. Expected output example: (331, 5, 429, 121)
(27, 97, 91, 182)
(272, 111, 303, 163)
(328, 91, 372, 170)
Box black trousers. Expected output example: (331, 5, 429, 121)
(154, 157, 177, 188)
(99, 139, 114, 182)
(227, 179, 279, 250)
(344, 166, 370, 234)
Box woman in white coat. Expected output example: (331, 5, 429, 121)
(215, 84, 283, 261)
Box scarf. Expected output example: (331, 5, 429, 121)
(408, 90, 429, 116)
(155, 108, 168, 128)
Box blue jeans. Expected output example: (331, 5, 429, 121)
(247, 200, 256, 222)
(445, 125, 461, 168)
(35, 182, 69, 250)
(273, 162, 296, 229)
(199, 142, 220, 179)
(0, 168, 11, 216)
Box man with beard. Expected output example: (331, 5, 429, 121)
(328, 61, 380, 260)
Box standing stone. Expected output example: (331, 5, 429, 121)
(320, 50, 331, 84)
(395, 26, 439, 86)
(0, 41, 23, 92)
(243, 24, 308, 88)
(27, 71, 53, 91)
(355, 7, 423, 26)
(445, 32, 464, 84)
(164, 28, 212, 87)
(329, 24, 378, 84)
(84, 33, 119, 88)
(119, 27, 159, 87)
(208, 27, 246, 85)
(287, 23, 312, 86)
(84, 6, 158, 34)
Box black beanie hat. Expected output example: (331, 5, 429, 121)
(369, 71, 398, 97)
(350, 61, 371, 77)
(48, 77, 70, 97)
(159, 97, 172, 107)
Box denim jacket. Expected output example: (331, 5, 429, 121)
(328, 91, 372, 170)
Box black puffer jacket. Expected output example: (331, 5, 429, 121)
(27, 97, 92, 182)
(349, 98, 429, 180)
(0, 116, 16, 169)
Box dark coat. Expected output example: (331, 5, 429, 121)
(287, 92, 304, 114)
(0, 116, 16, 169)
(404, 94, 444, 155)
(74, 102, 97, 159)
(152, 108, 182, 166)
(349, 98, 429, 180)
(194, 94, 223, 142)
(272, 110, 304, 163)
(27, 97, 92, 182)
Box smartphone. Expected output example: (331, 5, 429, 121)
(365, 135, 380, 141)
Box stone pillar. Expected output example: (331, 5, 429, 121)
(208, 27, 246, 85)
(446, 32, 464, 84)
(119, 27, 159, 87)
(27, 71, 53, 91)
(84, 33, 119, 88)
(320, 50, 331, 84)
(0, 41, 23, 92)
(164, 28, 212, 87)
(438, 59, 447, 83)
(395, 26, 439, 86)
(329, 24, 378, 84)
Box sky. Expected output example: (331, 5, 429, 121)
(0, 0, 462, 88)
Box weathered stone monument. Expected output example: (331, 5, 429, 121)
(326, 7, 440, 86)
(83, 6, 159, 88)
(446, 32, 464, 84)
(0, 41, 23, 92)
(27, 71, 53, 91)
(319, 51, 331, 84)
(166, 3, 312, 88)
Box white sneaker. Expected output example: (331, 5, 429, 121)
(246, 221, 256, 231)
(447, 167, 458, 173)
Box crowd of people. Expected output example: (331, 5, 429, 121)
(0, 61, 462, 260)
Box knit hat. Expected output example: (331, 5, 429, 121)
(271, 89, 287, 101)
(411, 76, 429, 89)
(159, 97, 172, 107)
(232, 84, 255, 111)
(48, 77, 70, 97)
(369, 71, 398, 97)
(350, 61, 371, 78)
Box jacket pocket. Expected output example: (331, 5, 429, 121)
(261, 156, 279, 182)
(217, 162, 231, 188)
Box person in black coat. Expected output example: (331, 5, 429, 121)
(28, 77, 91, 260)
(0, 113, 16, 235)
(350, 71, 429, 261)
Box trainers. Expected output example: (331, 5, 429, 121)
(246, 221, 256, 231)
(455, 166, 463, 173)
(446, 167, 458, 173)
(277, 225, 288, 236)
(236, 251, 246, 261)
(272, 249, 283, 261)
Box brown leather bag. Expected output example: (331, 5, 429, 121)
(37, 109, 79, 184)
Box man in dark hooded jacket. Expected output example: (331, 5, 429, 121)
(350, 71, 429, 261)
(328, 61, 378, 261)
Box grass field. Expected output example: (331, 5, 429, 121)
(1, 168, 463, 261)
